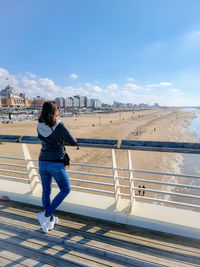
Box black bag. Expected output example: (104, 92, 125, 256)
(63, 152, 71, 166)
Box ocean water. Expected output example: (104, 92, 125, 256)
(183, 108, 200, 181)
(165, 108, 200, 209)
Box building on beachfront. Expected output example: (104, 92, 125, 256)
(0, 85, 27, 108)
(91, 99, 102, 108)
(73, 95, 87, 108)
(65, 97, 73, 108)
(28, 96, 47, 109)
(125, 103, 133, 108)
(73, 96, 80, 108)
(63, 96, 101, 109)
(55, 97, 65, 108)
(113, 101, 125, 108)
(86, 98, 92, 108)
(79, 96, 87, 108)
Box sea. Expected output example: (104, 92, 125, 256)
(176, 108, 200, 208)
(183, 108, 200, 181)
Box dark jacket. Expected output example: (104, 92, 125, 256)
(37, 119, 77, 160)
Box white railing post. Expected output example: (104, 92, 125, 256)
(22, 144, 41, 195)
(112, 149, 121, 211)
(128, 150, 135, 213)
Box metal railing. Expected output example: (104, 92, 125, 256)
(0, 135, 200, 212)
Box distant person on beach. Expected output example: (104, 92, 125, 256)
(142, 185, 146, 196)
(9, 113, 12, 122)
(138, 185, 141, 195)
(37, 101, 77, 233)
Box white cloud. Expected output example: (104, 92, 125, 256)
(38, 78, 55, 88)
(160, 82, 172, 86)
(69, 73, 78, 79)
(124, 83, 139, 90)
(85, 83, 103, 92)
(0, 68, 19, 89)
(169, 88, 182, 94)
(147, 82, 172, 88)
(107, 83, 118, 90)
(26, 72, 37, 79)
(21, 77, 37, 88)
(93, 86, 102, 92)
(0, 68, 9, 77)
(126, 77, 135, 82)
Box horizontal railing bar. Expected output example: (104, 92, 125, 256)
(132, 178, 200, 190)
(132, 187, 200, 200)
(0, 162, 26, 168)
(134, 196, 200, 209)
(2, 135, 200, 154)
(22, 159, 200, 180)
(0, 169, 27, 175)
(69, 178, 113, 187)
(68, 170, 113, 179)
(71, 163, 113, 170)
(31, 166, 113, 179)
(28, 159, 114, 170)
(0, 156, 24, 161)
(131, 169, 200, 180)
(52, 183, 114, 195)
(0, 175, 28, 182)
(2, 159, 200, 181)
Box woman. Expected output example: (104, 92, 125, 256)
(37, 101, 77, 233)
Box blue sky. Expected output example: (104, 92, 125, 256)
(0, 0, 200, 106)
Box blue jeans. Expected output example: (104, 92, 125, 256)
(39, 161, 70, 218)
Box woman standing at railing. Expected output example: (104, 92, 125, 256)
(37, 101, 77, 233)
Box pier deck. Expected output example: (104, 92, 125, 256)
(0, 200, 199, 267)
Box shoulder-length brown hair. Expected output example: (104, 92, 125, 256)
(38, 101, 58, 127)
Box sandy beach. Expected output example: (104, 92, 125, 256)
(0, 108, 196, 199)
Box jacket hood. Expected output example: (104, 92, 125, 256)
(37, 119, 61, 137)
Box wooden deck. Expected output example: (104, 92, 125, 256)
(0, 201, 200, 267)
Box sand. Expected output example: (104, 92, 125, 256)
(0, 108, 196, 200)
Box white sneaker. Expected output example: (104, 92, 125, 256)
(37, 212, 49, 233)
(48, 216, 59, 230)
(54, 216, 59, 224)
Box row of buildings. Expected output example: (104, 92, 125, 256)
(55, 96, 102, 109)
(0, 85, 157, 111)
(0, 85, 102, 109)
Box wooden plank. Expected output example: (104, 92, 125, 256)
(0, 249, 52, 267)
(0, 228, 124, 267)
(1, 208, 199, 265)
(0, 239, 85, 267)
(0, 221, 198, 267)
(0, 257, 25, 267)
(0, 203, 199, 262)
(0, 208, 199, 267)
(1, 202, 199, 255)
(3, 200, 200, 251)
(0, 229, 155, 267)
(1, 201, 200, 266)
